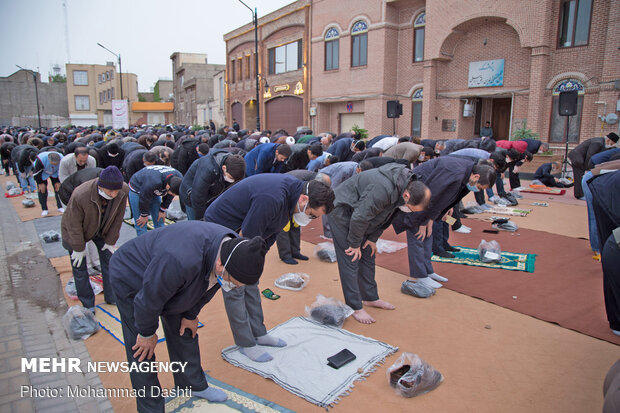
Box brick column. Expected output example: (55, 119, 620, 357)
(526, 46, 550, 141)
(421, 59, 437, 138)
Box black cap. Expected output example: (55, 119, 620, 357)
(220, 236, 268, 285)
(607, 132, 619, 144)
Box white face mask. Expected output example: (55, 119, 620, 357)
(399, 205, 412, 213)
(293, 183, 313, 226)
(98, 188, 113, 200)
(217, 239, 248, 291)
(223, 174, 235, 183)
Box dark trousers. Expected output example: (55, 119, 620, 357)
(114, 293, 209, 413)
(572, 166, 585, 198)
(276, 223, 301, 260)
(475, 190, 486, 205)
(406, 227, 434, 278)
(330, 207, 379, 310)
(322, 215, 333, 239)
(63, 237, 115, 307)
(432, 221, 450, 254)
(602, 234, 620, 331)
(508, 164, 521, 190)
(36, 177, 62, 211)
(539, 175, 572, 188)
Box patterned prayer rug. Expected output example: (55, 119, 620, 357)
(123, 217, 176, 230)
(431, 246, 536, 273)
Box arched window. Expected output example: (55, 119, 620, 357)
(325, 27, 339, 71)
(411, 89, 423, 137)
(413, 12, 425, 62)
(549, 79, 584, 142)
(351, 20, 368, 67)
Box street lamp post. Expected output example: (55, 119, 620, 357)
(237, 0, 260, 131)
(97, 43, 123, 100)
(16, 65, 41, 129)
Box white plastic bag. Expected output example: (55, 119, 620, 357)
(314, 242, 336, 262)
(305, 294, 353, 328)
(62, 306, 100, 340)
(376, 239, 407, 254)
(387, 352, 443, 398)
(166, 203, 187, 221)
(65, 277, 103, 301)
(275, 273, 309, 291)
(478, 239, 502, 263)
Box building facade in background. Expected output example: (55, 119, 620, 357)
(0, 70, 69, 127)
(224, 0, 311, 134)
(154, 79, 173, 102)
(170, 53, 225, 126)
(65, 62, 138, 127)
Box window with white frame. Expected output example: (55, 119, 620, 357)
(558, 0, 592, 48)
(413, 12, 425, 62)
(73, 70, 88, 86)
(75, 95, 90, 110)
(268, 40, 302, 75)
(351, 20, 368, 67)
(325, 27, 340, 71)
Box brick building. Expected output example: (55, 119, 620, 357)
(224, 0, 311, 135)
(227, 0, 619, 145)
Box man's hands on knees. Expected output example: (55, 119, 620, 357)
(38, 183, 46, 193)
(136, 215, 149, 227)
(133, 334, 158, 361)
(415, 220, 434, 240)
(363, 240, 377, 257)
(179, 317, 199, 338)
(345, 246, 362, 262)
(158, 211, 166, 223)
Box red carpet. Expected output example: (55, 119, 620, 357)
(301, 218, 619, 345)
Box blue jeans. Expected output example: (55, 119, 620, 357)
(185, 205, 196, 221)
(582, 171, 599, 253)
(128, 191, 164, 236)
(16, 163, 36, 192)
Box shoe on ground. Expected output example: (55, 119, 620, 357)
(416, 277, 442, 289)
(41, 210, 49, 216)
(512, 186, 525, 191)
(434, 251, 455, 259)
(489, 195, 501, 203)
(429, 272, 448, 282)
(593, 252, 601, 262)
(479, 203, 493, 211)
(510, 192, 523, 199)
(454, 226, 471, 234)
(88, 307, 96, 315)
(282, 257, 298, 265)
(58, 207, 65, 213)
(292, 253, 309, 261)
(445, 245, 460, 252)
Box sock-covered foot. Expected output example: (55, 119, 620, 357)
(256, 334, 287, 347)
(239, 346, 273, 362)
(416, 277, 442, 289)
(429, 272, 448, 282)
(282, 257, 298, 265)
(292, 253, 309, 261)
(612, 330, 620, 337)
(193, 386, 227, 402)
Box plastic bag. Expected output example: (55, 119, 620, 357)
(62, 305, 100, 340)
(492, 219, 518, 232)
(387, 353, 443, 397)
(501, 193, 519, 206)
(314, 242, 336, 263)
(461, 202, 484, 214)
(494, 197, 511, 206)
(40, 230, 60, 243)
(401, 280, 435, 298)
(478, 239, 502, 263)
(376, 239, 407, 254)
(305, 294, 353, 328)
(530, 179, 543, 186)
(65, 277, 103, 300)
(8, 187, 22, 196)
(5, 181, 16, 190)
(166, 203, 187, 221)
(22, 199, 35, 207)
(275, 273, 309, 291)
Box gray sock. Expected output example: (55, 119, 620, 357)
(239, 346, 273, 362)
(256, 334, 287, 347)
(192, 386, 227, 402)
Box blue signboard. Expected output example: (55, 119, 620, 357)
(468, 59, 504, 88)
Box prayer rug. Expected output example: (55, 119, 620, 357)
(95, 303, 204, 346)
(431, 246, 536, 273)
(222, 316, 398, 409)
(123, 217, 175, 230)
(520, 187, 566, 195)
(165, 373, 295, 413)
(481, 207, 532, 217)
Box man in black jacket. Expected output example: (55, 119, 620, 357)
(110, 222, 268, 412)
(330, 163, 430, 323)
(568, 132, 618, 198)
(180, 150, 246, 220)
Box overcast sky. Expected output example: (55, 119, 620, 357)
(0, 0, 291, 92)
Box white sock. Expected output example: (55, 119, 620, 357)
(416, 277, 442, 289)
(239, 346, 273, 362)
(256, 334, 287, 347)
(193, 386, 227, 402)
(612, 330, 620, 337)
(429, 273, 448, 282)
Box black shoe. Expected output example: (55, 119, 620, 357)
(445, 245, 460, 252)
(282, 257, 298, 265)
(105, 300, 116, 305)
(292, 253, 309, 261)
(434, 251, 455, 259)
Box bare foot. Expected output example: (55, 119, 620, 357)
(362, 299, 395, 310)
(352, 309, 376, 324)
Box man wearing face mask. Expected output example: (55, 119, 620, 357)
(61, 166, 129, 310)
(180, 150, 246, 220)
(110, 221, 268, 412)
(329, 163, 431, 324)
(392, 157, 496, 291)
(205, 174, 335, 362)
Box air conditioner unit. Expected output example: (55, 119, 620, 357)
(463, 101, 474, 118)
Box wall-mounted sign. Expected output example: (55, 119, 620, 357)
(112, 100, 128, 129)
(468, 59, 504, 88)
(293, 81, 304, 95)
(346, 102, 353, 112)
(273, 84, 290, 92)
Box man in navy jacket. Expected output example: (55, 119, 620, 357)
(110, 221, 268, 412)
(243, 142, 291, 176)
(205, 174, 334, 362)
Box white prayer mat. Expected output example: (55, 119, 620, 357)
(221, 316, 398, 408)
